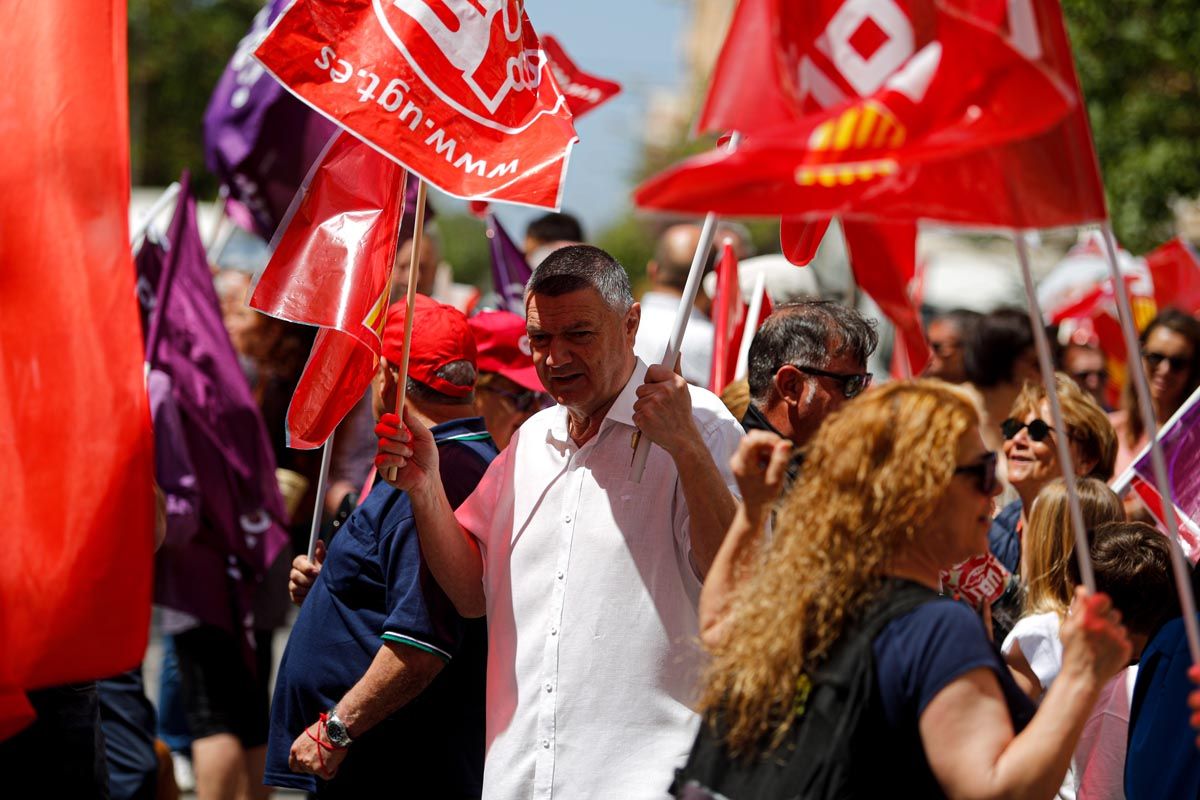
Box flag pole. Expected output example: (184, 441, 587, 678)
(630, 133, 740, 482)
(1013, 231, 1095, 592)
(130, 181, 182, 249)
(1100, 223, 1200, 665)
(306, 429, 336, 561)
(734, 269, 767, 381)
(384, 178, 428, 483)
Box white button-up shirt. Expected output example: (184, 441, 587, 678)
(455, 358, 743, 800)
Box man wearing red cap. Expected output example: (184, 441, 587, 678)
(265, 295, 496, 798)
(378, 246, 744, 799)
(468, 310, 552, 449)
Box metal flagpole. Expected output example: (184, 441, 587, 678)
(1013, 231, 1095, 591)
(630, 133, 741, 482)
(1100, 223, 1200, 664)
(734, 269, 767, 382)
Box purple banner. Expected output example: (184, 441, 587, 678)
(487, 214, 532, 315)
(203, 0, 336, 240)
(1133, 386, 1200, 531)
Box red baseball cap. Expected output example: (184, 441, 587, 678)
(381, 294, 477, 398)
(467, 311, 544, 393)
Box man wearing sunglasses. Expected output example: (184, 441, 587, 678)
(741, 301, 878, 475)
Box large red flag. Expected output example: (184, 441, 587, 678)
(250, 131, 408, 449)
(254, 0, 578, 209)
(541, 35, 621, 118)
(0, 0, 155, 737)
(1146, 237, 1200, 316)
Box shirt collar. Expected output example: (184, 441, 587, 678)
(544, 357, 646, 446)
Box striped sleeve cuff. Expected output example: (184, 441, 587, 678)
(380, 632, 452, 662)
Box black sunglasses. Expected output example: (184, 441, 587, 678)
(1070, 369, 1107, 384)
(1143, 351, 1191, 373)
(483, 385, 552, 412)
(954, 451, 999, 495)
(794, 365, 873, 399)
(1000, 417, 1055, 442)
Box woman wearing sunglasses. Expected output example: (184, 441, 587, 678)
(989, 375, 1117, 577)
(686, 381, 1129, 800)
(1111, 308, 1200, 475)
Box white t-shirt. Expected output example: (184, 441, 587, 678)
(455, 358, 744, 800)
(633, 290, 715, 387)
(1002, 613, 1135, 800)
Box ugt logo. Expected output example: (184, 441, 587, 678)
(375, 0, 555, 132)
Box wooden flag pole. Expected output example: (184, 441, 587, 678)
(306, 430, 336, 561)
(1100, 223, 1200, 665)
(384, 179, 428, 483)
(629, 133, 741, 482)
(1013, 231, 1095, 592)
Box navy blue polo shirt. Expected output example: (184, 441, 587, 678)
(265, 417, 496, 796)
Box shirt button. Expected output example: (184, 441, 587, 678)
(545, 683, 553, 693)
(542, 739, 550, 749)
(564, 514, 572, 523)
(550, 627, 558, 636)
(556, 571, 564, 580)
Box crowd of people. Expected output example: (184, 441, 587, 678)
(5, 208, 1200, 800)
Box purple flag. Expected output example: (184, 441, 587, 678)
(1128, 386, 1200, 554)
(137, 176, 289, 638)
(487, 214, 532, 315)
(203, 0, 336, 240)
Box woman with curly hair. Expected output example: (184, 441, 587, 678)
(684, 381, 1130, 800)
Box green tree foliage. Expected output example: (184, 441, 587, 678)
(129, 0, 260, 196)
(1063, 0, 1200, 252)
(433, 211, 491, 288)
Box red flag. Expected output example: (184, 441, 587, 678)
(0, 0, 154, 737)
(842, 221, 930, 373)
(254, 0, 578, 209)
(541, 35, 621, 118)
(1146, 238, 1200, 316)
(710, 242, 746, 394)
(250, 131, 408, 448)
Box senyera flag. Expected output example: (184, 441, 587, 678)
(251, 130, 409, 449)
(0, 0, 154, 738)
(204, 0, 337, 239)
(254, 0, 578, 209)
(541, 35, 621, 118)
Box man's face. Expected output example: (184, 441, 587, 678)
(1063, 345, 1108, 406)
(775, 349, 868, 445)
(392, 237, 441, 298)
(525, 288, 639, 418)
(925, 319, 966, 383)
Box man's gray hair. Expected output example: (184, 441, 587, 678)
(747, 301, 878, 402)
(405, 359, 477, 406)
(525, 244, 634, 313)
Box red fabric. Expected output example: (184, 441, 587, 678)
(1146, 238, 1200, 315)
(0, 0, 155, 738)
(709, 242, 745, 394)
(255, 0, 578, 209)
(842, 221, 930, 374)
(381, 294, 477, 397)
(251, 131, 407, 449)
(541, 35, 621, 118)
(468, 311, 542, 393)
(780, 218, 832, 267)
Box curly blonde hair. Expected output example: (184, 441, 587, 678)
(699, 380, 980, 755)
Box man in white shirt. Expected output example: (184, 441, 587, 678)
(633, 223, 718, 386)
(378, 244, 743, 799)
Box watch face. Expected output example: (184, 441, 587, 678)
(326, 714, 351, 747)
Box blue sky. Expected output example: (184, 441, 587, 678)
(430, 0, 690, 239)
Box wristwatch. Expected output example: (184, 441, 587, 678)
(325, 709, 353, 748)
